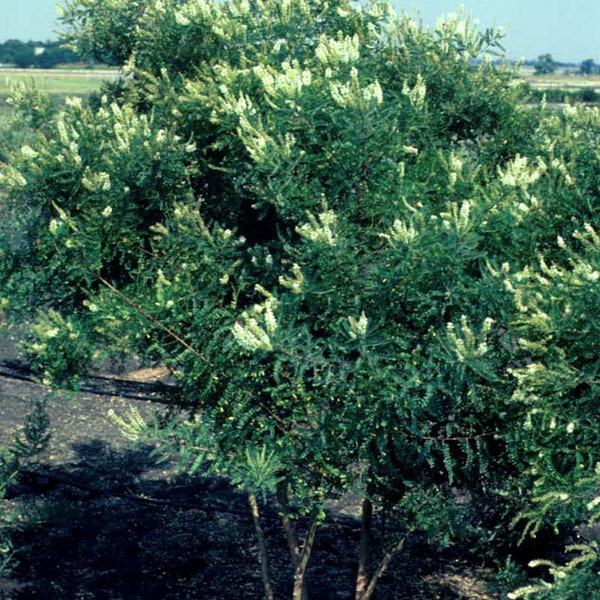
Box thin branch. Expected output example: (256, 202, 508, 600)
(98, 277, 288, 429)
(99, 277, 214, 366)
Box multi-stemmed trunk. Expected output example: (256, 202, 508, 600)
(248, 482, 406, 600)
(354, 497, 407, 600)
(278, 482, 315, 600)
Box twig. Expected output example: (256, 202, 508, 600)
(99, 277, 214, 367)
(98, 277, 288, 429)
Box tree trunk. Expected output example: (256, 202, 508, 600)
(277, 481, 309, 600)
(292, 517, 318, 600)
(355, 497, 373, 600)
(248, 490, 275, 600)
(277, 482, 301, 564)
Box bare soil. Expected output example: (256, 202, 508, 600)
(0, 332, 503, 600)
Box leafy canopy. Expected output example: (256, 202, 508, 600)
(1, 1, 600, 597)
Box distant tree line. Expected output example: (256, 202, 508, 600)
(580, 58, 600, 75)
(529, 53, 600, 76)
(0, 39, 85, 68)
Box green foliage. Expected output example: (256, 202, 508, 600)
(0, 398, 51, 499)
(0, 535, 17, 578)
(230, 446, 285, 503)
(58, 0, 153, 66)
(506, 224, 600, 532)
(3, 0, 600, 596)
(21, 311, 93, 386)
(526, 86, 599, 105)
(0, 398, 52, 576)
(0, 448, 19, 500)
(13, 398, 52, 458)
(499, 130, 600, 592)
(509, 543, 600, 599)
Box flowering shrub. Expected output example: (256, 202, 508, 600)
(1, 1, 599, 597)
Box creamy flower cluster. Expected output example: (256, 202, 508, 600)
(232, 288, 279, 352)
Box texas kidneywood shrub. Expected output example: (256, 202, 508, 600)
(1, 0, 598, 597)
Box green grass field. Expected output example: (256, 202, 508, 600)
(0, 67, 118, 119)
(520, 71, 600, 105)
(518, 65, 600, 95)
(524, 73, 600, 91)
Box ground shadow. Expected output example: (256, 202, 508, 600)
(0, 438, 486, 599)
(1, 440, 267, 600)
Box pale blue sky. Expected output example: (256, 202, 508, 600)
(0, 0, 596, 63)
(410, 1, 600, 63)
